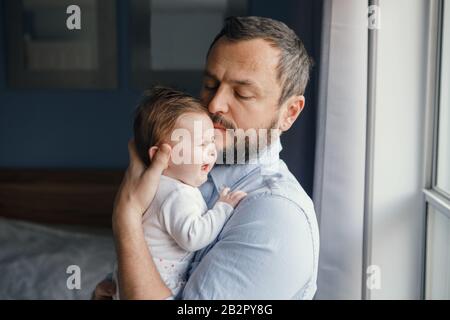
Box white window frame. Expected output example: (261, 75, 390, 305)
(423, 0, 450, 299)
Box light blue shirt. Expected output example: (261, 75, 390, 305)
(178, 140, 320, 299)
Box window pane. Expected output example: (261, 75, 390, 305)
(5, 0, 117, 89)
(132, 0, 244, 71)
(130, 0, 248, 90)
(437, 0, 450, 194)
(22, 0, 99, 71)
(150, 0, 228, 71)
(426, 205, 450, 299)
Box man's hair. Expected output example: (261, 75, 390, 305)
(134, 86, 207, 166)
(208, 16, 313, 105)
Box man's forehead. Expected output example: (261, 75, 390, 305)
(206, 38, 280, 81)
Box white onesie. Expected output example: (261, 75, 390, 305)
(113, 174, 233, 299)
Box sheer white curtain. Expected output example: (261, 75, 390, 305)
(313, 0, 369, 299)
(314, 0, 430, 300)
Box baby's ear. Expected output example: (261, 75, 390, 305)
(148, 146, 159, 162)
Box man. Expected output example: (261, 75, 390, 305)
(94, 16, 319, 300)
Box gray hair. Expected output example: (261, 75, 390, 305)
(208, 16, 314, 105)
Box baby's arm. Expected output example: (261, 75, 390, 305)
(160, 188, 246, 252)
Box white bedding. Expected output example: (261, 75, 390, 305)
(0, 218, 116, 300)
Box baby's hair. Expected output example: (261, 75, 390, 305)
(134, 86, 209, 166)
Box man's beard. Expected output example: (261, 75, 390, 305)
(211, 114, 280, 165)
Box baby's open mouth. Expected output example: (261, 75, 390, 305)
(213, 123, 226, 132)
(201, 164, 210, 172)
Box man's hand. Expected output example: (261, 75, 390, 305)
(112, 140, 171, 230)
(92, 279, 116, 300)
(218, 187, 247, 208)
(92, 140, 172, 300)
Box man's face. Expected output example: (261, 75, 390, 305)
(200, 38, 283, 160)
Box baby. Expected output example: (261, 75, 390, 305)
(113, 87, 246, 299)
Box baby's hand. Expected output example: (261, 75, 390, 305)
(218, 187, 247, 208)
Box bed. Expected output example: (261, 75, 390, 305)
(0, 169, 123, 299)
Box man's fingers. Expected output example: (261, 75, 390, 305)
(99, 279, 116, 295)
(140, 143, 171, 186)
(230, 191, 247, 199)
(220, 187, 231, 197)
(150, 143, 171, 170)
(93, 280, 116, 300)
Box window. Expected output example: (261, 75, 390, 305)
(436, 0, 450, 196)
(425, 0, 450, 300)
(426, 205, 450, 299)
(4, 0, 117, 89)
(130, 0, 248, 92)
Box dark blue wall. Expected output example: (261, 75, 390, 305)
(251, 0, 322, 195)
(0, 0, 322, 195)
(0, 0, 138, 168)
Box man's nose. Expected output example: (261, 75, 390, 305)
(207, 86, 229, 115)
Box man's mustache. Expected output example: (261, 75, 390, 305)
(210, 114, 236, 130)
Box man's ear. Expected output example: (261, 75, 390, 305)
(279, 95, 305, 132)
(148, 146, 160, 162)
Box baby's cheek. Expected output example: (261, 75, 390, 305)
(202, 146, 216, 163)
(189, 147, 202, 165)
(170, 140, 194, 165)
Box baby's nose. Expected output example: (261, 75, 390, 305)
(209, 146, 217, 158)
(206, 144, 217, 159)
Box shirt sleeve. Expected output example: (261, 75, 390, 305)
(180, 194, 317, 299)
(160, 190, 234, 252)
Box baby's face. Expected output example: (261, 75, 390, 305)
(163, 112, 217, 187)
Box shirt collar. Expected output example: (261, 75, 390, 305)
(208, 138, 283, 192)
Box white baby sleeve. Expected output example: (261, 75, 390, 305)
(160, 191, 233, 252)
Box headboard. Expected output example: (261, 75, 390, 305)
(0, 169, 123, 228)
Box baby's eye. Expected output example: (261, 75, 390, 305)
(199, 138, 215, 147)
